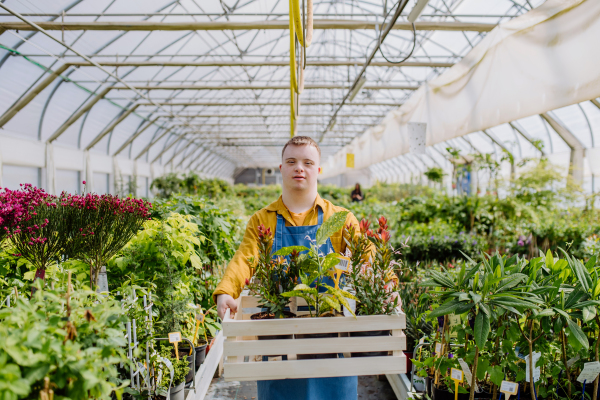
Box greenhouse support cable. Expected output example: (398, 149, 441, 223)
(318, 0, 410, 142)
(378, 21, 416, 64)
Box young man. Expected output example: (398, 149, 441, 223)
(214, 136, 360, 400)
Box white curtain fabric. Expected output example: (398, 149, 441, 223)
(321, 0, 600, 178)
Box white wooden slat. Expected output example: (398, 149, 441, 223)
(223, 333, 406, 357)
(224, 354, 407, 382)
(223, 313, 406, 336)
(186, 331, 224, 400)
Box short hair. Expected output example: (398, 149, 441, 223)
(281, 136, 321, 159)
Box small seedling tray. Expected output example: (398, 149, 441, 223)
(223, 295, 407, 381)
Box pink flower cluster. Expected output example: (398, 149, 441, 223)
(0, 184, 53, 242)
(58, 191, 152, 219)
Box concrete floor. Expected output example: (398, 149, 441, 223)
(205, 375, 398, 400)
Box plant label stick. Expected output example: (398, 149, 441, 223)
(96, 266, 109, 295)
(458, 358, 478, 391)
(577, 361, 600, 383)
(451, 368, 463, 400)
(169, 332, 182, 359)
(500, 380, 519, 400)
(194, 311, 207, 345)
(334, 255, 351, 289)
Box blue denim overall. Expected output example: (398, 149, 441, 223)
(256, 207, 358, 400)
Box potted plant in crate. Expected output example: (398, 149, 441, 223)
(343, 216, 403, 357)
(280, 211, 356, 319)
(277, 211, 357, 359)
(246, 224, 301, 322)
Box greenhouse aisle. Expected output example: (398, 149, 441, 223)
(205, 376, 397, 400)
(2, 0, 600, 400)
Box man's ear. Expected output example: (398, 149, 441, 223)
(318, 167, 321, 174)
(279, 164, 282, 171)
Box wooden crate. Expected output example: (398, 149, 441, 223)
(223, 295, 407, 382)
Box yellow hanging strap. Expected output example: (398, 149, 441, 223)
(291, 0, 304, 47)
(289, 0, 297, 136)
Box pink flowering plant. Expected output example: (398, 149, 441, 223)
(0, 184, 151, 288)
(344, 216, 403, 316)
(68, 191, 152, 288)
(1, 185, 72, 273)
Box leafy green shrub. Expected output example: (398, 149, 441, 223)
(0, 280, 129, 400)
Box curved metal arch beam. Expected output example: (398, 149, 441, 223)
(167, 138, 197, 166)
(184, 148, 209, 170)
(37, 76, 67, 141)
(175, 144, 203, 169)
(135, 127, 175, 160)
(150, 131, 189, 164)
(85, 103, 140, 151)
(190, 150, 214, 171)
(204, 155, 227, 176)
(114, 117, 160, 156)
(508, 121, 545, 156)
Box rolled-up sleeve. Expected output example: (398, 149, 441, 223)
(213, 214, 260, 302)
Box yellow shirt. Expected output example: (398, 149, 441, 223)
(213, 194, 360, 301)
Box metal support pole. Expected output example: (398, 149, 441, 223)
(540, 112, 585, 183)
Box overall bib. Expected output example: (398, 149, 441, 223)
(256, 207, 358, 400)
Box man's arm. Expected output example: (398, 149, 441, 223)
(213, 214, 260, 318)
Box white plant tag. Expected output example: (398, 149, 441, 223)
(342, 288, 356, 317)
(500, 381, 518, 395)
(451, 368, 463, 382)
(567, 355, 580, 368)
(335, 255, 351, 272)
(458, 358, 478, 391)
(435, 343, 442, 354)
(96, 266, 109, 294)
(168, 332, 181, 343)
(525, 352, 541, 382)
(577, 361, 600, 383)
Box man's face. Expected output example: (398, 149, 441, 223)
(279, 144, 321, 192)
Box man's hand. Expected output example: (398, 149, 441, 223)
(217, 294, 238, 319)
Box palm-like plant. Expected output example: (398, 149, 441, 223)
(422, 254, 541, 400)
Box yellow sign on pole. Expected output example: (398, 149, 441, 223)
(450, 368, 463, 400)
(168, 332, 182, 359)
(346, 153, 355, 168)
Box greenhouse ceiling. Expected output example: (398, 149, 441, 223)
(0, 0, 599, 190)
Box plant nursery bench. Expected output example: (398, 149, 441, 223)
(222, 295, 407, 382)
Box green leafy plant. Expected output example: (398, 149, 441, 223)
(281, 211, 356, 317)
(246, 224, 302, 318)
(345, 216, 402, 315)
(0, 278, 129, 400)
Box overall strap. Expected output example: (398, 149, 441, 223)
(317, 206, 323, 225)
(274, 213, 285, 253)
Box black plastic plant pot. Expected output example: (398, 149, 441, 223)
(433, 385, 470, 400)
(194, 344, 207, 370)
(349, 330, 391, 357)
(295, 332, 339, 360)
(169, 381, 185, 400)
(178, 348, 195, 383)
